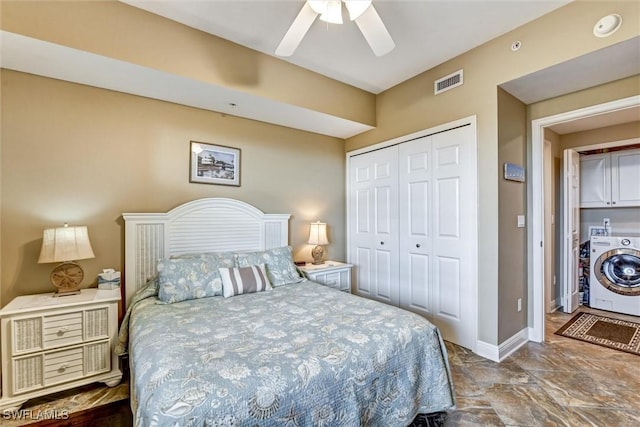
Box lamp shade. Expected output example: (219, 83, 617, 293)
(38, 225, 95, 264)
(308, 222, 329, 245)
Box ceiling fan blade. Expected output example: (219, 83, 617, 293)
(354, 4, 395, 57)
(275, 2, 319, 57)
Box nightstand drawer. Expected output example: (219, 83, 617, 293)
(44, 312, 83, 349)
(316, 272, 341, 289)
(44, 346, 84, 386)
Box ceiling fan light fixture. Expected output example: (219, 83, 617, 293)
(319, 1, 343, 24)
(278, 0, 394, 57)
(307, 0, 327, 15)
(345, 0, 372, 21)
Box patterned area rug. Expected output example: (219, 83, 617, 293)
(555, 312, 640, 356)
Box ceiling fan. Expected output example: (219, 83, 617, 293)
(275, 0, 395, 57)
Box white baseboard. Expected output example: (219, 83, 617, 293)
(475, 328, 529, 362)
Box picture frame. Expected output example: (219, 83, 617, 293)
(190, 141, 240, 186)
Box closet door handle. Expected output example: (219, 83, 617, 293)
(380, 241, 385, 245)
(416, 244, 421, 248)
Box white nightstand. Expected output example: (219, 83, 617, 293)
(299, 261, 353, 293)
(0, 288, 123, 411)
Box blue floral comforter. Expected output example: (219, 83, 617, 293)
(122, 281, 455, 426)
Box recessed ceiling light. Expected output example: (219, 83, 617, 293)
(593, 14, 622, 38)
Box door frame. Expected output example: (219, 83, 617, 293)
(529, 95, 640, 342)
(345, 115, 478, 350)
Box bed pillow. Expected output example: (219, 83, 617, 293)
(235, 246, 304, 287)
(156, 252, 236, 303)
(219, 264, 272, 298)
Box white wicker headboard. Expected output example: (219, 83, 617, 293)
(122, 198, 290, 307)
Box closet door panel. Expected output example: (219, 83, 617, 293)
(436, 177, 460, 238)
(375, 249, 394, 301)
(399, 137, 433, 316)
(435, 256, 461, 318)
(431, 126, 476, 350)
(349, 146, 399, 305)
(405, 253, 430, 312)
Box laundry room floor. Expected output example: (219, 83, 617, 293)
(445, 306, 640, 426)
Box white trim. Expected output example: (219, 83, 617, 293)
(529, 95, 640, 343)
(567, 137, 640, 153)
(346, 116, 476, 157)
(499, 328, 529, 361)
(475, 340, 500, 362)
(475, 328, 529, 362)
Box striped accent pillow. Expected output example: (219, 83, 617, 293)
(219, 264, 272, 298)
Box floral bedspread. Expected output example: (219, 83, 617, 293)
(123, 281, 455, 426)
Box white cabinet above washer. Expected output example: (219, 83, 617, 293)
(580, 148, 640, 208)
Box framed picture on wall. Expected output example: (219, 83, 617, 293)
(190, 141, 240, 186)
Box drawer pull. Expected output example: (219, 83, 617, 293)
(58, 363, 69, 373)
(57, 327, 69, 336)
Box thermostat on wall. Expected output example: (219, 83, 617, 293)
(504, 163, 525, 182)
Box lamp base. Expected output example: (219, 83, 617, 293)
(50, 262, 84, 297)
(311, 245, 325, 265)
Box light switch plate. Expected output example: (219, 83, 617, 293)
(517, 215, 525, 228)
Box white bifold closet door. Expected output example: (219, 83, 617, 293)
(349, 145, 400, 305)
(349, 124, 476, 350)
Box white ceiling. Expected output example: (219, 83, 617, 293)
(121, 0, 572, 94)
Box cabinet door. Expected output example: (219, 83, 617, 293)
(579, 154, 610, 208)
(398, 136, 432, 317)
(611, 148, 640, 207)
(349, 146, 399, 305)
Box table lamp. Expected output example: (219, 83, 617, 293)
(38, 224, 95, 296)
(308, 221, 329, 265)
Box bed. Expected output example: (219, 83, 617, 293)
(117, 198, 455, 426)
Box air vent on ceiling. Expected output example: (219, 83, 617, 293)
(434, 69, 463, 95)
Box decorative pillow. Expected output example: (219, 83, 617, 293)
(156, 252, 236, 303)
(219, 264, 272, 298)
(235, 246, 304, 287)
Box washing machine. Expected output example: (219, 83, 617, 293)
(590, 235, 640, 316)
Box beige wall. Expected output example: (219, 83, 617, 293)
(0, 70, 346, 306)
(1, 0, 375, 127)
(346, 1, 639, 345)
(497, 88, 527, 343)
(560, 121, 640, 149)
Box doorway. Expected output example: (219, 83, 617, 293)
(530, 95, 640, 343)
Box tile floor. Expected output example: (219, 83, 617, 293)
(6, 307, 640, 426)
(445, 307, 640, 426)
